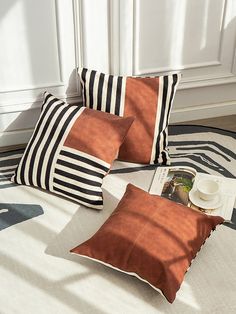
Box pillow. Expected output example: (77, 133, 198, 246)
(78, 68, 181, 164)
(71, 184, 224, 303)
(11, 92, 134, 209)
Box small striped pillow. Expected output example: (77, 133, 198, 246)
(12, 92, 134, 209)
(78, 68, 181, 165)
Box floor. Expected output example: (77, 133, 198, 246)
(174, 114, 236, 132)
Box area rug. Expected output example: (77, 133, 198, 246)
(111, 124, 236, 229)
(169, 125, 236, 178)
(0, 125, 236, 230)
(0, 125, 236, 314)
(110, 125, 236, 178)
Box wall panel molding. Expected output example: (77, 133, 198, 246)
(0, 97, 82, 115)
(0, 0, 83, 147)
(179, 74, 236, 90)
(110, 0, 236, 120)
(136, 61, 221, 76)
(170, 100, 236, 123)
(0, 0, 81, 107)
(1, 0, 236, 148)
(0, 129, 34, 147)
(130, 0, 236, 90)
(0, 82, 64, 95)
(73, 0, 84, 70)
(132, 0, 226, 78)
(80, 0, 110, 72)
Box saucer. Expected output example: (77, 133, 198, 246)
(189, 189, 222, 209)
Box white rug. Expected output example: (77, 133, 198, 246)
(0, 125, 236, 314)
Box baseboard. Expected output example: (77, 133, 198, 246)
(0, 129, 33, 148)
(170, 100, 236, 123)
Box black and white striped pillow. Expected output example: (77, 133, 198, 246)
(12, 92, 133, 209)
(78, 68, 181, 165)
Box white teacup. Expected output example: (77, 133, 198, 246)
(197, 178, 220, 201)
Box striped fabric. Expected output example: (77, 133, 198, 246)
(12, 92, 133, 209)
(53, 147, 109, 208)
(0, 150, 21, 189)
(78, 68, 181, 164)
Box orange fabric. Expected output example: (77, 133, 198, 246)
(118, 77, 159, 163)
(64, 108, 134, 164)
(71, 184, 224, 303)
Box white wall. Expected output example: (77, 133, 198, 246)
(0, 0, 80, 146)
(111, 0, 236, 123)
(1, 0, 236, 147)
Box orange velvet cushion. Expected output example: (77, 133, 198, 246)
(78, 68, 181, 164)
(71, 184, 224, 303)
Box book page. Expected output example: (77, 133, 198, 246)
(149, 166, 236, 221)
(149, 166, 196, 206)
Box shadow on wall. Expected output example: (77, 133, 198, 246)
(1, 1, 236, 147)
(1, 68, 79, 147)
(0, 0, 80, 147)
(140, 1, 235, 76)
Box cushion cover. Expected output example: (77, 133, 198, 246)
(12, 92, 133, 209)
(78, 68, 181, 164)
(71, 184, 224, 302)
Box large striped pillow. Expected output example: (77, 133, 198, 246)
(78, 68, 181, 164)
(12, 92, 134, 209)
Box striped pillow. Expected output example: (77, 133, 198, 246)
(12, 92, 134, 209)
(78, 68, 181, 164)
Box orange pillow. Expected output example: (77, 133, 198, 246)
(71, 184, 224, 303)
(78, 68, 181, 164)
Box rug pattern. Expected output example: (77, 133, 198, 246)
(0, 125, 235, 229)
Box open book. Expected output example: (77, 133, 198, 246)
(149, 166, 236, 221)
